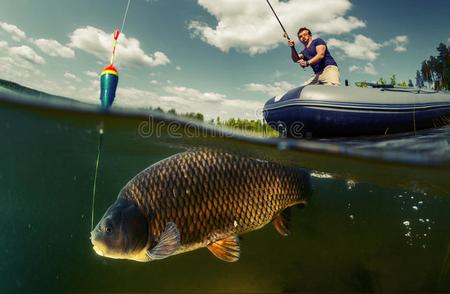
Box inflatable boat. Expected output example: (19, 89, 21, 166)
(263, 85, 450, 138)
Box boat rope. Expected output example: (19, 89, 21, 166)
(91, 124, 104, 231)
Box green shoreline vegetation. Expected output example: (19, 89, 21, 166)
(147, 106, 279, 137)
(356, 42, 450, 90)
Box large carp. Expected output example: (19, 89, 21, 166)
(90, 149, 310, 262)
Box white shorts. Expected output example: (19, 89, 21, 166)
(303, 65, 341, 86)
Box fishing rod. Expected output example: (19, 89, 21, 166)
(265, 0, 301, 63)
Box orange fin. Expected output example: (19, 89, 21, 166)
(273, 209, 291, 236)
(207, 235, 240, 262)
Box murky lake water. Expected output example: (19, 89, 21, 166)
(1, 89, 450, 292)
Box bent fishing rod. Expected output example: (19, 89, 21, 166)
(265, 0, 301, 63)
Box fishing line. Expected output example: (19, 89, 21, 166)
(110, 0, 131, 65)
(91, 0, 131, 229)
(91, 124, 104, 231)
(120, 0, 132, 34)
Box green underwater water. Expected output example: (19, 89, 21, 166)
(1, 91, 450, 292)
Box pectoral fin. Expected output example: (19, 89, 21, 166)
(147, 222, 180, 260)
(273, 208, 291, 236)
(207, 235, 240, 262)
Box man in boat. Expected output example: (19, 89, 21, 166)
(288, 27, 340, 86)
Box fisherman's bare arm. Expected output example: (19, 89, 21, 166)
(300, 44, 326, 67)
(288, 39, 304, 62)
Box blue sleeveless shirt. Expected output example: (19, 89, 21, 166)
(301, 38, 337, 74)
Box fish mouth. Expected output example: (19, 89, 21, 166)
(93, 245, 105, 256)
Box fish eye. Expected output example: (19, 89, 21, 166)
(105, 225, 113, 233)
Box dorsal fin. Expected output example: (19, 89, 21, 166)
(147, 222, 180, 260)
(207, 235, 240, 262)
(273, 208, 291, 236)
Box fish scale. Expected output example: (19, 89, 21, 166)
(119, 149, 310, 255)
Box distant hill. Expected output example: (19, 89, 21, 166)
(0, 78, 84, 104)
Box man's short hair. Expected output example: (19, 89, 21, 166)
(297, 27, 312, 36)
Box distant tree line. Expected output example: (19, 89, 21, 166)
(355, 74, 414, 88)
(355, 42, 450, 91)
(416, 42, 450, 90)
(150, 107, 278, 137)
(148, 107, 205, 122)
(215, 116, 277, 136)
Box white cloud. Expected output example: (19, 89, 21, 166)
(68, 26, 170, 67)
(313, 16, 365, 35)
(48, 76, 100, 104)
(0, 56, 45, 83)
(349, 65, 360, 73)
(363, 62, 377, 75)
(0, 42, 45, 80)
(164, 86, 226, 103)
(384, 35, 409, 52)
(328, 35, 382, 61)
(188, 0, 365, 55)
(30, 78, 94, 101)
(243, 81, 294, 96)
(64, 72, 81, 82)
(0, 21, 26, 41)
(34, 39, 75, 58)
(348, 63, 377, 75)
(330, 34, 409, 61)
(85, 71, 98, 78)
(64, 72, 76, 80)
(221, 98, 262, 110)
(115, 87, 160, 108)
(176, 66, 181, 71)
(40, 79, 263, 119)
(8, 45, 46, 65)
(106, 85, 263, 119)
(160, 85, 263, 119)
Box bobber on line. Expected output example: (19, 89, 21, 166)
(99, 30, 120, 108)
(99, 64, 119, 108)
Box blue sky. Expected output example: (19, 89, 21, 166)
(1, 0, 449, 119)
